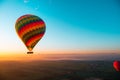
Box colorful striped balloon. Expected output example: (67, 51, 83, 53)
(15, 14, 46, 53)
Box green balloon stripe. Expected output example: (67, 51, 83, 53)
(22, 27, 45, 43)
(22, 27, 45, 41)
(16, 16, 33, 31)
(19, 17, 39, 28)
(17, 20, 44, 34)
(15, 14, 46, 51)
(17, 15, 31, 22)
(16, 16, 41, 31)
(23, 29, 45, 44)
(26, 39, 40, 50)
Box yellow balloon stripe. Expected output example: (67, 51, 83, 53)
(22, 27, 45, 43)
(16, 16, 40, 31)
(15, 14, 46, 51)
(18, 22, 45, 38)
(26, 34, 43, 51)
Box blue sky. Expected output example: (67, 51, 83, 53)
(0, 0, 120, 53)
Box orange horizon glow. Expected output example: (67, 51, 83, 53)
(0, 49, 119, 61)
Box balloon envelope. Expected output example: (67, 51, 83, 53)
(113, 61, 120, 71)
(15, 14, 46, 51)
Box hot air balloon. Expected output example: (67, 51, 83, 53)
(15, 14, 46, 54)
(113, 60, 120, 72)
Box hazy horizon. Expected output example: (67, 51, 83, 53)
(0, 52, 119, 61)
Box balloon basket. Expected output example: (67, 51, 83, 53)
(27, 51, 33, 54)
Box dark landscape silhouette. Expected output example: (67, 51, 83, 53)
(0, 60, 119, 80)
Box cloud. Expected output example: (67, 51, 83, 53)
(35, 5, 39, 10)
(24, 0, 29, 3)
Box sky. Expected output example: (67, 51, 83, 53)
(0, 0, 120, 55)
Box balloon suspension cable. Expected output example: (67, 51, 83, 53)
(27, 51, 33, 54)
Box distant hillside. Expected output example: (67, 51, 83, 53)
(37, 53, 120, 61)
